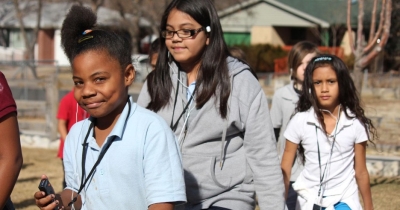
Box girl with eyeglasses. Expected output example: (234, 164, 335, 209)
(34, 5, 186, 210)
(137, 0, 285, 209)
(281, 55, 376, 210)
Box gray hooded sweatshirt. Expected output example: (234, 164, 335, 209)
(137, 57, 286, 210)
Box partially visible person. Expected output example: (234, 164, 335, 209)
(34, 5, 186, 210)
(228, 46, 258, 79)
(281, 55, 376, 210)
(56, 89, 88, 188)
(229, 46, 247, 62)
(149, 38, 160, 71)
(0, 72, 23, 210)
(270, 41, 319, 209)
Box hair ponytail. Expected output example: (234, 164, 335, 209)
(61, 5, 97, 61)
(61, 5, 132, 68)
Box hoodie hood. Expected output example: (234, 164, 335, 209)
(227, 56, 251, 77)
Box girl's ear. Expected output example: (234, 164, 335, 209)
(206, 37, 209, 46)
(124, 64, 135, 86)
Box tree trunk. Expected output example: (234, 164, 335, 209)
(353, 54, 364, 95)
(346, 0, 391, 94)
(13, 0, 42, 79)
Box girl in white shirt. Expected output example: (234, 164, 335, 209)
(281, 55, 377, 210)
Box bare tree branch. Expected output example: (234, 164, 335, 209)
(361, 0, 392, 67)
(347, 0, 392, 93)
(31, 0, 42, 51)
(12, 0, 42, 78)
(13, 0, 42, 59)
(13, 0, 30, 55)
(368, 0, 378, 43)
(364, 0, 386, 53)
(356, 0, 364, 55)
(347, 0, 355, 54)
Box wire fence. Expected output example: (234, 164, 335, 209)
(1, 60, 61, 141)
(1, 61, 399, 147)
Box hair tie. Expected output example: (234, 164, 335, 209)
(314, 56, 332, 63)
(78, 29, 94, 43)
(82, 29, 93, 35)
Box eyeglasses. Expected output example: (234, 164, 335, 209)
(161, 27, 204, 38)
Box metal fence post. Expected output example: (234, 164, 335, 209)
(45, 73, 58, 142)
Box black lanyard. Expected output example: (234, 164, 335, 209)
(170, 72, 196, 132)
(68, 98, 131, 207)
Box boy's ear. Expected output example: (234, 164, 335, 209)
(124, 64, 135, 86)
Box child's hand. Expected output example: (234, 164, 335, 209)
(34, 191, 62, 209)
(34, 175, 63, 209)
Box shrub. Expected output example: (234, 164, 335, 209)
(343, 54, 355, 70)
(232, 44, 288, 72)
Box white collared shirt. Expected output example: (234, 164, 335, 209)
(284, 107, 368, 196)
(63, 97, 186, 209)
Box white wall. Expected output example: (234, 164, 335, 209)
(251, 26, 284, 46)
(0, 46, 24, 60)
(54, 29, 69, 66)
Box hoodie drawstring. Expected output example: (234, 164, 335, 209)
(219, 75, 235, 169)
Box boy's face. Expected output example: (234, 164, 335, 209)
(72, 50, 134, 120)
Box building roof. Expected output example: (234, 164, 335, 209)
(218, 0, 330, 33)
(277, 0, 376, 26)
(0, 1, 150, 29)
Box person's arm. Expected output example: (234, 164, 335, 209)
(354, 142, 373, 210)
(0, 112, 23, 208)
(148, 203, 174, 210)
(143, 119, 186, 207)
(242, 88, 286, 210)
(58, 119, 68, 140)
(280, 140, 298, 199)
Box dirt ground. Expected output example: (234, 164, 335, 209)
(11, 148, 63, 210)
(9, 147, 400, 210)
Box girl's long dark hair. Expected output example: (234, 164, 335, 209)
(296, 54, 378, 164)
(146, 0, 231, 118)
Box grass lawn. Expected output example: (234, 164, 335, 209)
(11, 147, 400, 210)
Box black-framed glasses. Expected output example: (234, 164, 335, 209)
(161, 27, 204, 38)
